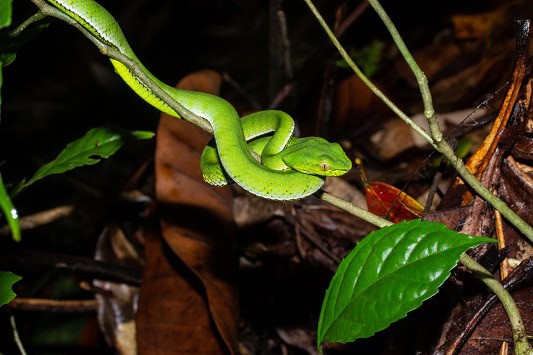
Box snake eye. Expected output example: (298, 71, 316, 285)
(320, 161, 331, 171)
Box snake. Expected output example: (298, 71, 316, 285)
(45, 0, 352, 200)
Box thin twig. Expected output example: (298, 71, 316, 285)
(268, 0, 369, 109)
(443, 257, 532, 354)
(0, 250, 142, 285)
(315, 191, 391, 228)
(424, 170, 442, 213)
(9, 315, 27, 355)
(459, 254, 531, 354)
(7, 12, 48, 38)
(222, 72, 262, 110)
(286, 209, 341, 264)
(0, 205, 74, 235)
(334, 1, 369, 37)
(9, 298, 97, 313)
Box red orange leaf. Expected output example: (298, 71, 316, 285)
(365, 181, 424, 223)
(357, 158, 423, 223)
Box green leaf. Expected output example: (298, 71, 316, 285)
(0, 271, 22, 306)
(24, 127, 154, 188)
(0, 171, 20, 241)
(1, 54, 15, 108)
(336, 40, 385, 77)
(317, 220, 495, 346)
(0, 0, 12, 29)
(337, 40, 385, 77)
(0, 52, 16, 66)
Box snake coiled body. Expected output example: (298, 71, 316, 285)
(47, 0, 351, 200)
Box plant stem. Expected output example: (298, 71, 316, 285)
(9, 315, 27, 355)
(366, 0, 533, 243)
(316, 191, 391, 228)
(459, 254, 532, 354)
(7, 12, 48, 38)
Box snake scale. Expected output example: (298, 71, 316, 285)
(46, 0, 352, 200)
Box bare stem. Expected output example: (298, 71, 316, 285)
(9, 315, 27, 355)
(7, 12, 48, 38)
(9, 298, 97, 313)
(459, 254, 531, 355)
(315, 190, 392, 228)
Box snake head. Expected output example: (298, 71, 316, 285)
(282, 138, 352, 176)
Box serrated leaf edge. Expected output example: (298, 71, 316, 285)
(318, 220, 494, 344)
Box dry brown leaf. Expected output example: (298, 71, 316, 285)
(452, 10, 507, 40)
(136, 69, 239, 354)
(333, 73, 380, 135)
(464, 54, 527, 180)
(95, 224, 142, 355)
(462, 288, 533, 355)
(438, 22, 530, 208)
(369, 119, 415, 160)
(395, 39, 461, 86)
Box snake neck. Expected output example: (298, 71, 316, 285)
(111, 59, 179, 118)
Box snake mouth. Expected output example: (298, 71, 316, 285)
(325, 169, 350, 177)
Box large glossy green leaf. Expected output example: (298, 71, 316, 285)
(0, 171, 20, 241)
(24, 127, 154, 188)
(0, 0, 12, 29)
(317, 220, 495, 346)
(0, 271, 22, 306)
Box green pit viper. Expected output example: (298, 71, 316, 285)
(46, 0, 352, 200)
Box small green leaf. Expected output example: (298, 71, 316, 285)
(0, 53, 16, 67)
(317, 220, 495, 346)
(0, 171, 20, 241)
(24, 127, 154, 188)
(0, 0, 12, 29)
(336, 40, 385, 77)
(0, 271, 22, 306)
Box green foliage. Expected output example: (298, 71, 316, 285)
(0, 52, 15, 66)
(317, 220, 495, 347)
(336, 40, 385, 77)
(0, 172, 20, 241)
(23, 127, 154, 189)
(431, 138, 473, 169)
(0, 0, 13, 105)
(0, 1, 18, 240)
(0, 271, 22, 306)
(31, 315, 88, 346)
(0, 0, 12, 29)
